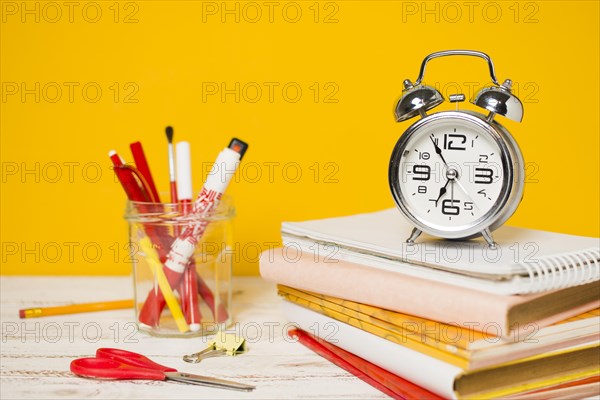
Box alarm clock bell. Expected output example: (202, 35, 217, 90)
(472, 81, 524, 122)
(395, 53, 524, 124)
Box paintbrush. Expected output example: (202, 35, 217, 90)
(166, 126, 178, 203)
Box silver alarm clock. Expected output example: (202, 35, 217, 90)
(389, 50, 525, 248)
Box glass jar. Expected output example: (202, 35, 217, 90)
(125, 196, 234, 337)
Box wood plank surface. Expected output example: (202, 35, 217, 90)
(0, 276, 389, 399)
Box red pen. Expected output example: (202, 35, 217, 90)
(176, 141, 201, 332)
(138, 138, 248, 328)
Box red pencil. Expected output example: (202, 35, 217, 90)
(130, 142, 160, 203)
(289, 328, 443, 400)
(110, 150, 176, 328)
(196, 273, 229, 323)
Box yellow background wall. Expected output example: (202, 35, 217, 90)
(1, 1, 598, 275)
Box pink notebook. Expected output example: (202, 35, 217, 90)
(260, 250, 600, 335)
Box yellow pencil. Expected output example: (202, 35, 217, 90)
(19, 299, 134, 319)
(139, 237, 190, 333)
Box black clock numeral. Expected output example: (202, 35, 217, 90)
(464, 201, 474, 211)
(478, 154, 489, 163)
(443, 134, 467, 151)
(417, 185, 427, 194)
(442, 199, 460, 215)
(418, 151, 430, 160)
(474, 167, 494, 184)
(412, 165, 431, 181)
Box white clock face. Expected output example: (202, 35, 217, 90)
(393, 114, 508, 233)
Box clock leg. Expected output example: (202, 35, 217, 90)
(406, 228, 422, 245)
(481, 228, 498, 249)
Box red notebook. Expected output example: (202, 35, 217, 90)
(289, 328, 442, 400)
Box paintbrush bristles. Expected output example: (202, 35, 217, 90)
(165, 126, 174, 143)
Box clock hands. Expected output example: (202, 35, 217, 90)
(429, 134, 481, 213)
(434, 179, 450, 207)
(450, 175, 454, 204)
(431, 136, 451, 207)
(430, 136, 448, 166)
(453, 177, 480, 211)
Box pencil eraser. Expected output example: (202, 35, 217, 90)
(18, 309, 25, 318)
(228, 138, 248, 160)
(176, 141, 193, 201)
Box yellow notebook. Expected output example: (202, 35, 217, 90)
(283, 299, 600, 399)
(278, 285, 600, 370)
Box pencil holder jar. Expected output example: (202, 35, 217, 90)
(125, 196, 234, 337)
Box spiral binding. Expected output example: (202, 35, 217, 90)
(519, 247, 600, 293)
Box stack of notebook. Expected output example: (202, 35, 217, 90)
(260, 209, 600, 399)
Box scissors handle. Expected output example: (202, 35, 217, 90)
(70, 358, 167, 381)
(96, 348, 177, 372)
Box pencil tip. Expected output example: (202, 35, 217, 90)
(108, 150, 117, 157)
(165, 126, 174, 143)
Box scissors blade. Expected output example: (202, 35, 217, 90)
(164, 372, 255, 392)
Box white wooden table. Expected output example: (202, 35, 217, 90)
(0, 276, 388, 399)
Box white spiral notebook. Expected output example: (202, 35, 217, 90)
(281, 209, 600, 295)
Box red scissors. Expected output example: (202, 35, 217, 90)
(70, 348, 255, 392)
